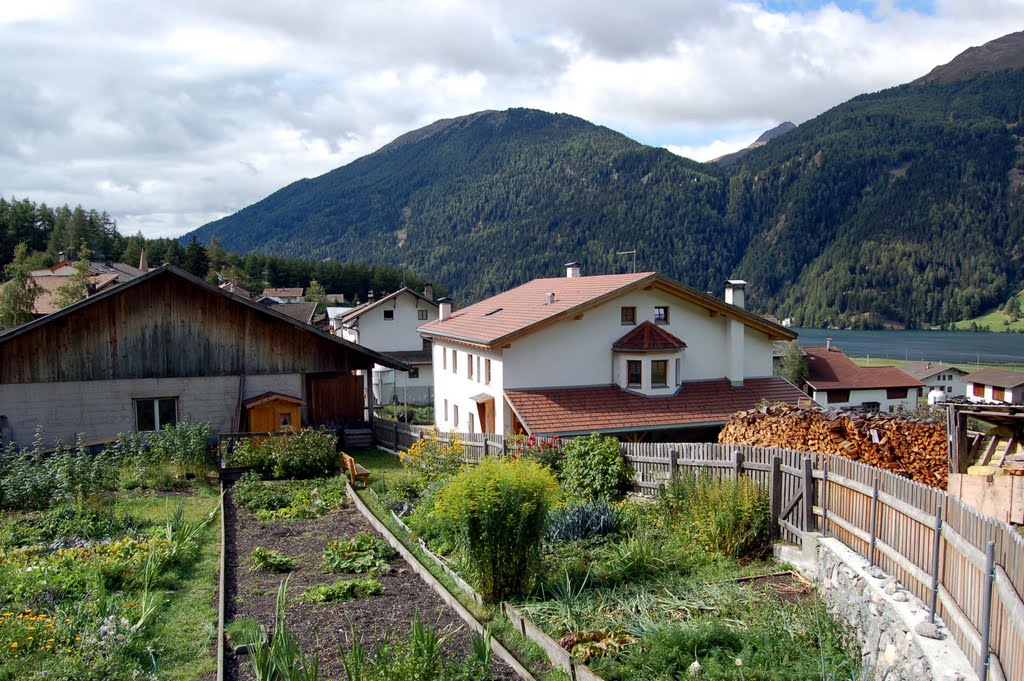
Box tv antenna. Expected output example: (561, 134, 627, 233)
(616, 250, 637, 274)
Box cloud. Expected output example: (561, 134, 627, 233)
(0, 0, 1021, 240)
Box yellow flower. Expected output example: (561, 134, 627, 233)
(10, 642, 16, 648)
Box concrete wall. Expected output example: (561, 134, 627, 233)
(0, 373, 302, 448)
(811, 387, 920, 412)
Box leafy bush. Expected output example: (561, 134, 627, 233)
(376, 469, 429, 515)
(232, 473, 348, 521)
(508, 434, 564, 474)
(226, 438, 274, 470)
(421, 457, 559, 602)
(561, 433, 628, 501)
(321, 532, 395, 574)
(591, 532, 665, 586)
(251, 547, 296, 573)
(659, 472, 770, 558)
(399, 428, 465, 479)
(547, 501, 619, 543)
(230, 429, 338, 479)
(233, 472, 289, 512)
(148, 418, 215, 476)
(299, 577, 383, 604)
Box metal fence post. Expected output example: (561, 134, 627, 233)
(929, 503, 943, 624)
(822, 456, 829, 538)
(868, 473, 880, 567)
(769, 455, 782, 539)
(802, 456, 815, 532)
(980, 540, 995, 681)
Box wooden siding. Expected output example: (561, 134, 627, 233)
(306, 373, 364, 425)
(0, 271, 374, 384)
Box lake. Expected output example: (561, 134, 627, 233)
(792, 328, 1024, 367)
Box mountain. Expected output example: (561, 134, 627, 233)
(914, 30, 1024, 85)
(188, 33, 1024, 329)
(713, 122, 796, 166)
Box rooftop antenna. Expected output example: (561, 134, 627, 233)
(616, 250, 637, 274)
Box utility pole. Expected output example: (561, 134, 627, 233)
(616, 250, 637, 274)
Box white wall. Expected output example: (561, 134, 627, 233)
(432, 342, 505, 433)
(810, 387, 920, 412)
(353, 292, 437, 353)
(966, 382, 1021, 404)
(0, 374, 302, 448)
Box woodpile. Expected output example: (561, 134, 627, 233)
(719, 405, 948, 489)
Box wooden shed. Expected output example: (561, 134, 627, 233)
(0, 265, 407, 447)
(244, 392, 303, 432)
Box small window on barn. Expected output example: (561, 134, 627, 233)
(827, 390, 850, 404)
(418, 309, 428, 321)
(135, 397, 178, 432)
(621, 306, 636, 325)
(973, 383, 985, 397)
(408, 367, 420, 379)
(383, 309, 394, 321)
(627, 360, 642, 388)
(654, 306, 669, 324)
(885, 387, 908, 400)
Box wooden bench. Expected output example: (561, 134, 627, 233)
(341, 452, 371, 489)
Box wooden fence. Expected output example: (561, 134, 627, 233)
(372, 421, 1024, 681)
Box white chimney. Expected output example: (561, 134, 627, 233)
(423, 283, 433, 301)
(546, 292, 555, 305)
(826, 337, 832, 351)
(438, 297, 452, 321)
(565, 261, 581, 278)
(725, 279, 746, 309)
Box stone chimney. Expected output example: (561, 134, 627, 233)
(565, 261, 581, 278)
(423, 283, 433, 301)
(438, 297, 452, 321)
(725, 279, 746, 309)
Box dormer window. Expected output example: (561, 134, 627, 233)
(654, 306, 669, 324)
(621, 306, 636, 325)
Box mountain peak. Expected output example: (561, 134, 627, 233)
(913, 30, 1024, 85)
(713, 121, 796, 167)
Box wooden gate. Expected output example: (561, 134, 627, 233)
(770, 454, 817, 540)
(305, 372, 364, 425)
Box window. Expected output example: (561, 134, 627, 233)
(135, 397, 177, 432)
(994, 387, 1006, 401)
(454, 405, 459, 428)
(408, 367, 419, 379)
(627, 360, 642, 387)
(654, 306, 669, 324)
(651, 360, 668, 387)
(418, 309, 428, 321)
(973, 383, 985, 397)
(485, 359, 491, 385)
(468, 354, 474, 379)
(885, 387, 908, 400)
(453, 351, 458, 373)
(444, 399, 448, 421)
(442, 348, 447, 370)
(383, 309, 394, 321)
(675, 358, 682, 386)
(469, 413, 475, 434)
(827, 390, 850, 404)
(621, 306, 636, 325)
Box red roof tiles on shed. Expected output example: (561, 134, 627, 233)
(804, 346, 923, 391)
(505, 377, 807, 436)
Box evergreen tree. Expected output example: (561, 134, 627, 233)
(0, 243, 42, 329)
(182, 236, 209, 277)
(779, 342, 810, 389)
(304, 279, 328, 313)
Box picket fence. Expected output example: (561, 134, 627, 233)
(370, 420, 1024, 681)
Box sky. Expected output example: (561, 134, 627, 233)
(1, 0, 1021, 239)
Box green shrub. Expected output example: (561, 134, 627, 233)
(232, 429, 338, 479)
(299, 577, 382, 604)
(321, 532, 395, 574)
(148, 418, 215, 476)
(423, 457, 559, 602)
(659, 472, 770, 558)
(591, 532, 665, 586)
(561, 433, 628, 501)
(376, 469, 429, 511)
(399, 428, 466, 479)
(547, 501, 619, 543)
(251, 547, 296, 573)
(233, 472, 290, 512)
(226, 438, 274, 470)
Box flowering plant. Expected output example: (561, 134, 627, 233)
(507, 434, 564, 473)
(400, 428, 466, 479)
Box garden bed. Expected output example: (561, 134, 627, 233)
(223, 475, 519, 680)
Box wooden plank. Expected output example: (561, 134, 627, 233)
(501, 603, 605, 681)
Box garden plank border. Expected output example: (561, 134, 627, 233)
(501, 602, 605, 681)
(217, 482, 227, 681)
(346, 482, 538, 681)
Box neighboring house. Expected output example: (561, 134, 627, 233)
(25, 259, 145, 316)
(803, 344, 924, 412)
(337, 286, 439, 405)
(902, 361, 968, 401)
(963, 368, 1024, 404)
(266, 302, 318, 326)
(262, 287, 304, 303)
(418, 265, 806, 440)
(0, 265, 405, 448)
(772, 340, 805, 375)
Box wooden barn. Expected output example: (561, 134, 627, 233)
(0, 265, 405, 447)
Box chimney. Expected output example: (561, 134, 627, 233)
(724, 279, 746, 309)
(438, 297, 452, 321)
(423, 283, 433, 301)
(565, 261, 581, 278)
(826, 338, 832, 351)
(546, 292, 555, 305)
(368, 290, 375, 302)
(57, 251, 66, 263)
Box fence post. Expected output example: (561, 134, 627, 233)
(802, 456, 815, 533)
(929, 503, 943, 624)
(980, 540, 995, 681)
(822, 456, 829, 538)
(868, 473, 879, 567)
(769, 455, 782, 539)
(393, 421, 399, 449)
(669, 448, 679, 485)
(732, 448, 744, 480)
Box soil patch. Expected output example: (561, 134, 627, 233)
(224, 487, 517, 680)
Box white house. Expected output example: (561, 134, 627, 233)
(337, 286, 438, 405)
(418, 265, 806, 440)
(803, 345, 923, 412)
(963, 368, 1024, 404)
(902, 361, 968, 402)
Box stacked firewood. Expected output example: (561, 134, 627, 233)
(719, 405, 948, 489)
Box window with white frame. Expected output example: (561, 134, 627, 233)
(135, 397, 178, 432)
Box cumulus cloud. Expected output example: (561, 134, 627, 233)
(0, 0, 1021, 238)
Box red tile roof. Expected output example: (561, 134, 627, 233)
(263, 287, 304, 298)
(505, 377, 807, 436)
(419, 272, 795, 348)
(963, 367, 1024, 389)
(804, 346, 923, 390)
(613, 321, 686, 352)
